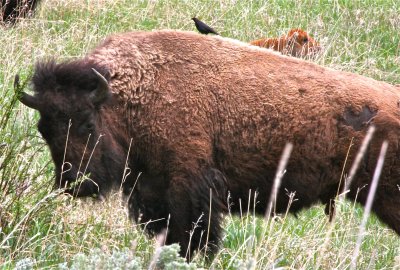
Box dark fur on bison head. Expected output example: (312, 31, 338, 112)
(20, 60, 127, 197)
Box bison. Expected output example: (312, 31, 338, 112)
(17, 30, 400, 260)
(1, 0, 41, 24)
(250, 28, 321, 57)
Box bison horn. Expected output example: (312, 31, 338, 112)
(14, 74, 42, 110)
(90, 68, 109, 105)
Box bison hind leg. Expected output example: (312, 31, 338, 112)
(349, 184, 400, 235)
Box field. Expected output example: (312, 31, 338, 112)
(0, 0, 399, 269)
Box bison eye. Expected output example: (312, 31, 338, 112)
(83, 122, 95, 134)
(303, 37, 308, 43)
(86, 122, 95, 133)
(77, 121, 95, 136)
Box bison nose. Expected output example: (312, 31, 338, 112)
(55, 167, 99, 197)
(55, 166, 80, 189)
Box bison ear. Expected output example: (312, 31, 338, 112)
(14, 74, 42, 111)
(90, 68, 110, 106)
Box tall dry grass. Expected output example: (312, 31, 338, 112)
(0, 0, 399, 268)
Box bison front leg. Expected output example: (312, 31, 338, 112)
(127, 172, 171, 236)
(166, 167, 228, 260)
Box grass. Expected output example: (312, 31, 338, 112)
(1, 0, 400, 269)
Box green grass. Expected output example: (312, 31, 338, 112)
(1, 0, 400, 269)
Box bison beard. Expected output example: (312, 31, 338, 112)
(17, 30, 400, 261)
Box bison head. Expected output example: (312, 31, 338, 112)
(284, 28, 321, 57)
(16, 60, 126, 197)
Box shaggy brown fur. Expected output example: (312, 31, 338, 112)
(250, 28, 321, 57)
(1, 0, 40, 24)
(19, 30, 400, 260)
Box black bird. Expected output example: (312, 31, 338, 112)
(192, 17, 219, 35)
